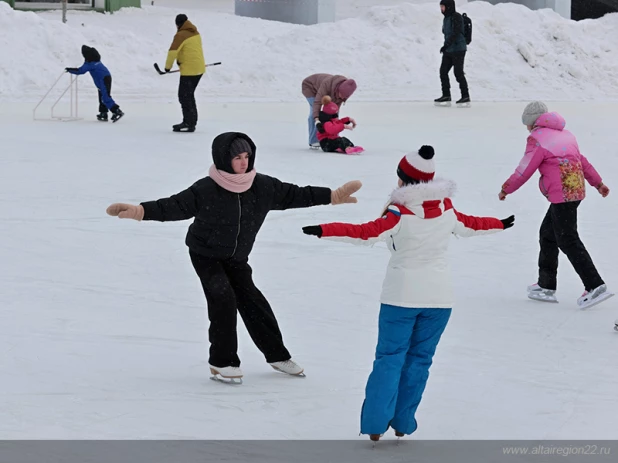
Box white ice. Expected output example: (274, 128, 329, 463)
(1, 100, 617, 439)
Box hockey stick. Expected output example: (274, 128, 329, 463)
(154, 62, 222, 75)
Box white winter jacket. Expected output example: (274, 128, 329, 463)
(318, 178, 506, 308)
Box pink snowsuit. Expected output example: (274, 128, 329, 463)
(502, 112, 602, 204)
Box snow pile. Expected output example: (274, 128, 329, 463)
(1, 1, 617, 102)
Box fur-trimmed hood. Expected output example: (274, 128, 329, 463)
(381, 177, 457, 218)
(390, 177, 457, 205)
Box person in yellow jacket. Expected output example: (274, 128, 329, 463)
(165, 14, 206, 133)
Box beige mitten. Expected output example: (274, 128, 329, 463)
(331, 180, 362, 205)
(106, 203, 144, 221)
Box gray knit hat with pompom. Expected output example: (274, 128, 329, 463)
(522, 101, 548, 126)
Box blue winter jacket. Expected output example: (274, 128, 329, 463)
(67, 61, 116, 110)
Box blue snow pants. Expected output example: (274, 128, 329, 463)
(360, 304, 452, 436)
(306, 97, 318, 145)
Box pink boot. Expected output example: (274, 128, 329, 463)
(345, 146, 364, 155)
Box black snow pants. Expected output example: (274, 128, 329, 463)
(178, 74, 203, 127)
(190, 251, 291, 368)
(439, 51, 469, 98)
(537, 201, 604, 292)
(320, 136, 354, 153)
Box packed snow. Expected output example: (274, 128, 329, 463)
(1, 0, 618, 445)
(1, 1, 618, 103)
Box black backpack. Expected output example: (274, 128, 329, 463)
(462, 13, 472, 45)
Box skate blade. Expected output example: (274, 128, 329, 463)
(434, 102, 452, 107)
(456, 103, 471, 108)
(528, 292, 558, 303)
(210, 374, 243, 385)
(270, 365, 306, 377)
(578, 291, 615, 310)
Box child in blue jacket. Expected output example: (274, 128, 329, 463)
(66, 45, 124, 122)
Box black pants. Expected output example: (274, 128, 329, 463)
(538, 201, 604, 291)
(320, 137, 354, 153)
(98, 75, 113, 113)
(178, 74, 203, 127)
(439, 52, 469, 98)
(190, 251, 291, 368)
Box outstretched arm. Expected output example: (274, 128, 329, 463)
(445, 199, 513, 237)
(107, 185, 201, 222)
(270, 178, 361, 210)
(66, 62, 94, 75)
(303, 205, 403, 246)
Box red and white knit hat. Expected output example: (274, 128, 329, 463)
(397, 146, 435, 184)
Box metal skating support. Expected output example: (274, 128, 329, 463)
(33, 71, 81, 122)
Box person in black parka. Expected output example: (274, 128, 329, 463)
(106, 132, 362, 381)
(434, 0, 470, 105)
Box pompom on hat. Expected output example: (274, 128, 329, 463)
(397, 146, 436, 184)
(320, 95, 339, 115)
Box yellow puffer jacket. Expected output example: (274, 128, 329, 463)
(165, 20, 205, 76)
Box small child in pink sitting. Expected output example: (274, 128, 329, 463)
(316, 96, 364, 154)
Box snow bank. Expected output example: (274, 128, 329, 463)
(1, 1, 617, 103)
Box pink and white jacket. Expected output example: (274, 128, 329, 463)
(502, 112, 602, 204)
(317, 179, 505, 308)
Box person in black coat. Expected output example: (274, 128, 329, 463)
(434, 0, 470, 105)
(106, 132, 362, 382)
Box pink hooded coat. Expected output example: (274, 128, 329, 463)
(502, 112, 602, 204)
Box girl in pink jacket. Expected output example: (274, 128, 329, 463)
(316, 96, 364, 155)
(499, 101, 613, 309)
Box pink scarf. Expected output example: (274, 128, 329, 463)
(209, 164, 256, 193)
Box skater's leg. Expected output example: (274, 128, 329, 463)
(307, 97, 318, 145)
(550, 201, 604, 291)
(452, 52, 469, 98)
(224, 259, 291, 363)
(319, 138, 338, 153)
(99, 75, 119, 113)
(360, 304, 418, 436)
(178, 75, 202, 127)
(339, 137, 354, 150)
(391, 308, 451, 435)
(439, 54, 454, 97)
(189, 251, 241, 368)
(538, 205, 559, 290)
(98, 89, 106, 114)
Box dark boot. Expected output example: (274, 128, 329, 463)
(96, 112, 108, 122)
(456, 96, 471, 104)
(434, 95, 451, 103)
(111, 107, 124, 123)
(172, 122, 196, 133)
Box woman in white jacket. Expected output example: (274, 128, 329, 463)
(302, 146, 514, 441)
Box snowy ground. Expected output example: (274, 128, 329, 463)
(1, 100, 617, 440)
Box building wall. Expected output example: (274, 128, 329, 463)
(8, 0, 140, 11)
(106, 0, 140, 11)
(235, 0, 335, 25)
(471, 0, 571, 19)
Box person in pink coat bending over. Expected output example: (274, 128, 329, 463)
(499, 101, 613, 309)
